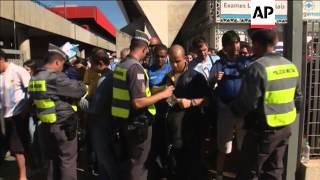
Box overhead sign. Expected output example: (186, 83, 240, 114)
(303, 0, 320, 20)
(216, 0, 287, 23)
(251, 0, 275, 28)
(216, 0, 320, 23)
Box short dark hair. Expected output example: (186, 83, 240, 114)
(91, 48, 110, 65)
(44, 52, 65, 64)
(192, 36, 208, 49)
(23, 59, 37, 71)
(154, 44, 168, 54)
(222, 30, 240, 47)
(130, 39, 148, 51)
(0, 49, 7, 62)
(250, 29, 277, 48)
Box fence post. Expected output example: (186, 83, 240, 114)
(285, 1, 303, 180)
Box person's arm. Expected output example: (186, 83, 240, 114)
(83, 68, 90, 85)
(229, 63, 265, 117)
(55, 72, 87, 99)
(208, 61, 223, 88)
(176, 72, 210, 109)
(176, 98, 205, 109)
(19, 69, 31, 88)
(128, 65, 173, 110)
(133, 88, 173, 109)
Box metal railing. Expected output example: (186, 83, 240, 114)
(303, 20, 320, 157)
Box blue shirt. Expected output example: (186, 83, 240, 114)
(64, 66, 82, 81)
(211, 56, 252, 102)
(147, 64, 171, 87)
(189, 55, 220, 80)
(89, 69, 113, 116)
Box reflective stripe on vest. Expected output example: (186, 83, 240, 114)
(34, 99, 55, 109)
(29, 80, 57, 123)
(28, 80, 47, 92)
(264, 63, 299, 127)
(71, 101, 78, 112)
(112, 67, 130, 118)
(144, 69, 156, 116)
(112, 62, 156, 119)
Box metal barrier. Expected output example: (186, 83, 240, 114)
(303, 20, 320, 157)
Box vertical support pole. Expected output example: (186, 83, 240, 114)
(285, 1, 303, 180)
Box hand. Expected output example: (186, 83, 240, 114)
(161, 85, 174, 99)
(75, 63, 85, 69)
(176, 98, 192, 109)
(215, 71, 224, 81)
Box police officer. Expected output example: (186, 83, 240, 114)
(112, 30, 174, 180)
(229, 29, 302, 180)
(29, 44, 86, 180)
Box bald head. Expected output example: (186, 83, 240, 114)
(150, 37, 161, 46)
(169, 44, 185, 58)
(169, 44, 186, 73)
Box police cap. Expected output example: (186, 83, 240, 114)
(133, 30, 150, 45)
(48, 43, 67, 61)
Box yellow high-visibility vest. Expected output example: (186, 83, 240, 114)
(112, 59, 156, 119)
(29, 80, 57, 123)
(260, 58, 299, 127)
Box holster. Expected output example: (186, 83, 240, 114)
(61, 115, 78, 141)
(112, 115, 151, 161)
(127, 115, 150, 146)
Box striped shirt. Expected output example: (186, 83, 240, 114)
(0, 63, 30, 118)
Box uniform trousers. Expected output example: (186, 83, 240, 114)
(39, 120, 77, 180)
(236, 125, 291, 180)
(118, 120, 152, 180)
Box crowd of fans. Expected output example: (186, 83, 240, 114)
(0, 28, 301, 180)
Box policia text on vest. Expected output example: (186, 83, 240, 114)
(263, 61, 298, 127)
(231, 53, 301, 180)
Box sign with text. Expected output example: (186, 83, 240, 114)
(251, 0, 275, 28)
(216, 0, 319, 23)
(216, 0, 287, 23)
(303, 0, 320, 20)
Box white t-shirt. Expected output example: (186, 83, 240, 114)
(189, 55, 220, 80)
(0, 63, 30, 118)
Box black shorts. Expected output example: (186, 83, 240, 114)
(4, 114, 30, 154)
